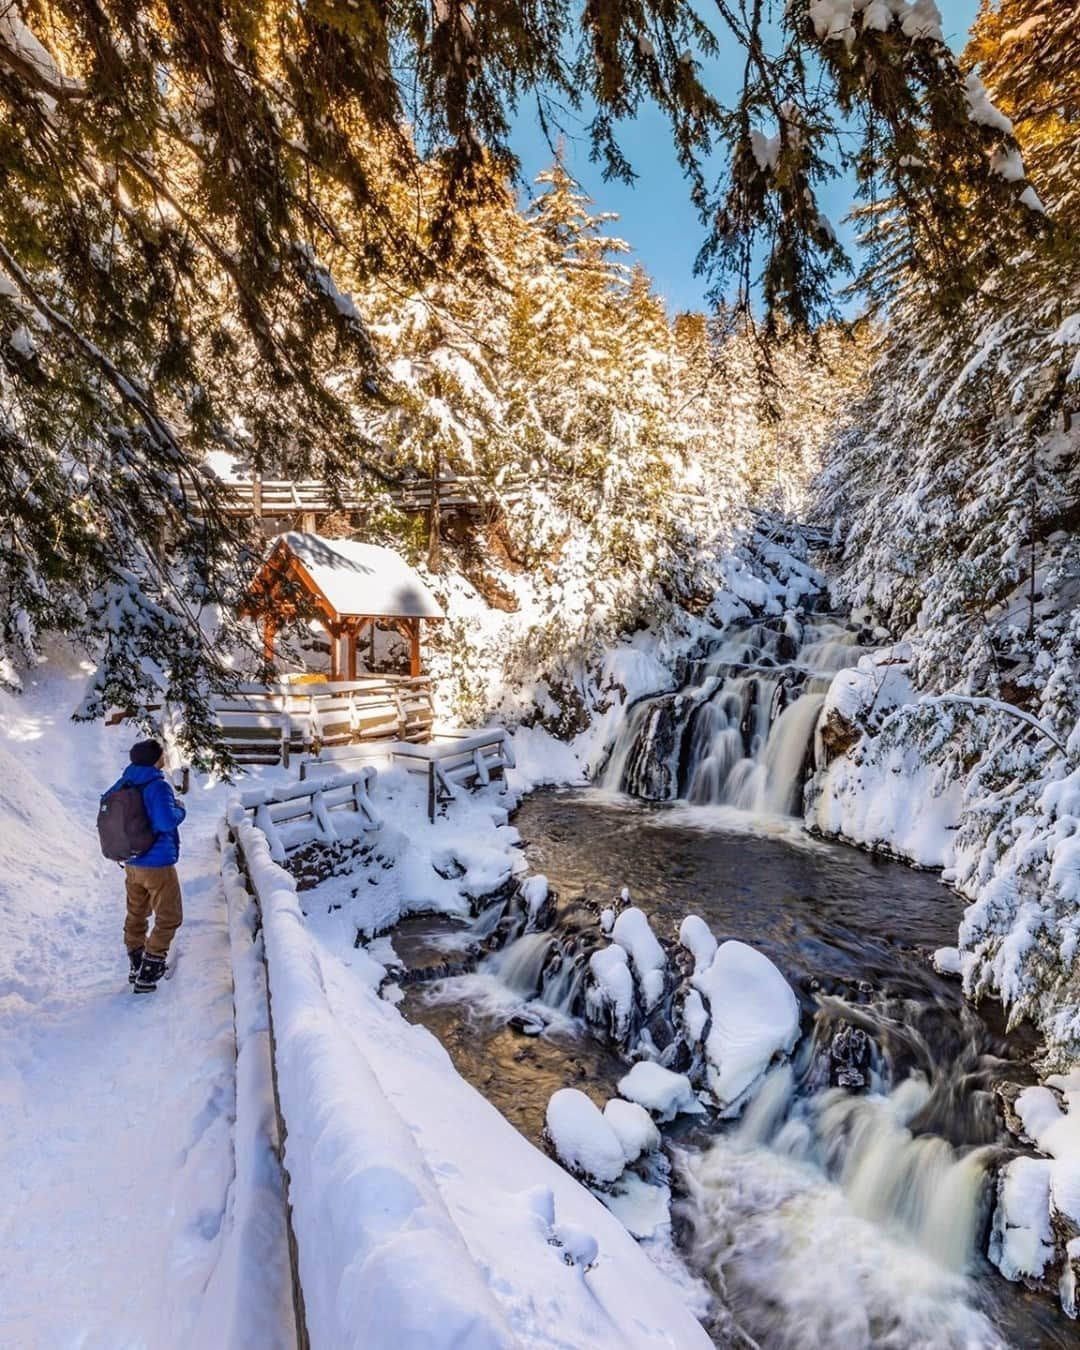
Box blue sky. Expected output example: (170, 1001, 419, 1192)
(509, 2, 983, 313)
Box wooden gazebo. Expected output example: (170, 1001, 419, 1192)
(243, 532, 444, 680)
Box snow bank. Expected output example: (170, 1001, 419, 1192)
(992, 1070, 1080, 1306)
(227, 799, 712, 1348)
(991, 1156, 1055, 1282)
(207, 829, 296, 1347)
(692, 940, 801, 1111)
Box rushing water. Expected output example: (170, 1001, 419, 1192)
(395, 614, 1072, 1347)
(400, 792, 1069, 1348)
(601, 616, 863, 809)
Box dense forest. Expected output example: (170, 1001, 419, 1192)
(0, 0, 1055, 736)
(4, 5, 1080, 1344)
(0, 0, 1078, 1049)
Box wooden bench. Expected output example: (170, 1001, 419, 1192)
(237, 769, 381, 862)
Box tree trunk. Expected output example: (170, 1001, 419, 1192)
(428, 447, 442, 572)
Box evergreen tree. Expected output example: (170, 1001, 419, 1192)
(0, 1, 1041, 745)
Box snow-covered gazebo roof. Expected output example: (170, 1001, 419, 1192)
(267, 532, 443, 622)
(243, 532, 443, 679)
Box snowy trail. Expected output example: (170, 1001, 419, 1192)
(0, 668, 284, 1350)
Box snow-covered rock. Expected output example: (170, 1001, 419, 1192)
(678, 914, 717, 974)
(545, 1089, 627, 1185)
(616, 1062, 703, 1123)
(603, 1098, 661, 1164)
(611, 908, 667, 1010)
(520, 873, 550, 925)
(692, 940, 800, 1111)
(587, 944, 636, 1040)
(681, 988, 709, 1044)
(991, 1156, 1055, 1281)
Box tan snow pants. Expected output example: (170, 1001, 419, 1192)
(124, 864, 183, 957)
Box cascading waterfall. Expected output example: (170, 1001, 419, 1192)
(602, 617, 866, 815)
(677, 996, 1010, 1350)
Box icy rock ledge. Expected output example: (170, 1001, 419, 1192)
(992, 1069, 1080, 1317)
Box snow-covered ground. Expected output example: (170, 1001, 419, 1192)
(0, 654, 293, 1349)
(0, 655, 713, 1348)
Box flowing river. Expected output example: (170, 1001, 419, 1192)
(394, 617, 1074, 1348)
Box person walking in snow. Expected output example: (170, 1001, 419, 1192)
(101, 739, 186, 994)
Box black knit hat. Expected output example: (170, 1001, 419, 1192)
(129, 738, 164, 767)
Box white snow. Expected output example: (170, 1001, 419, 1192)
(692, 940, 801, 1111)
(600, 1175, 672, 1241)
(603, 1098, 661, 1164)
(0, 665, 293, 1348)
(616, 1062, 704, 1123)
(236, 804, 711, 1347)
(611, 907, 667, 1011)
(544, 1088, 628, 1184)
(991, 1156, 1055, 1281)
(521, 872, 551, 922)
(932, 946, 963, 976)
(587, 943, 636, 1039)
(681, 988, 709, 1043)
(678, 914, 717, 973)
(272, 532, 444, 620)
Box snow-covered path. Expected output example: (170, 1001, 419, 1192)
(0, 665, 287, 1349)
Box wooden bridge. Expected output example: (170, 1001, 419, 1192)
(209, 473, 527, 532)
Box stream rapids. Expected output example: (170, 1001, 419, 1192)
(393, 616, 1072, 1349)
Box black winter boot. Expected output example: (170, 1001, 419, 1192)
(127, 947, 144, 984)
(133, 951, 167, 994)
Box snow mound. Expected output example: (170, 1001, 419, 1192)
(587, 944, 635, 1039)
(692, 940, 800, 1111)
(991, 1156, 1055, 1281)
(545, 1089, 627, 1185)
(681, 988, 709, 1043)
(603, 1098, 661, 1164)
(617, 1062, 703, 1123)
(520, 873, 550, 923)
(679, 914, 717, 974)
(611, 907, 667, 1010)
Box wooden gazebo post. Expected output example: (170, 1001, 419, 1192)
(408, 617, 421, 679)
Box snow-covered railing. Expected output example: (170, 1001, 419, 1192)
(222, 800, 513, 1349)
(211, 677, 435, 767)
(201, 472, 528, 520)
(388, 728, 516, 822)
(216, 823, 301, 1347)
(238, 770, 380, 863)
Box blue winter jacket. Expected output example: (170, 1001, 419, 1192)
(104, 764, 186, 868)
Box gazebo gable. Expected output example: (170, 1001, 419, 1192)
(243, 533, 442, 679)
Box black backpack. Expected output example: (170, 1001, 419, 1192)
(97, 786, 156, 862)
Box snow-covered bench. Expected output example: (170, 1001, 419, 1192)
(238, 769, 380, 861)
